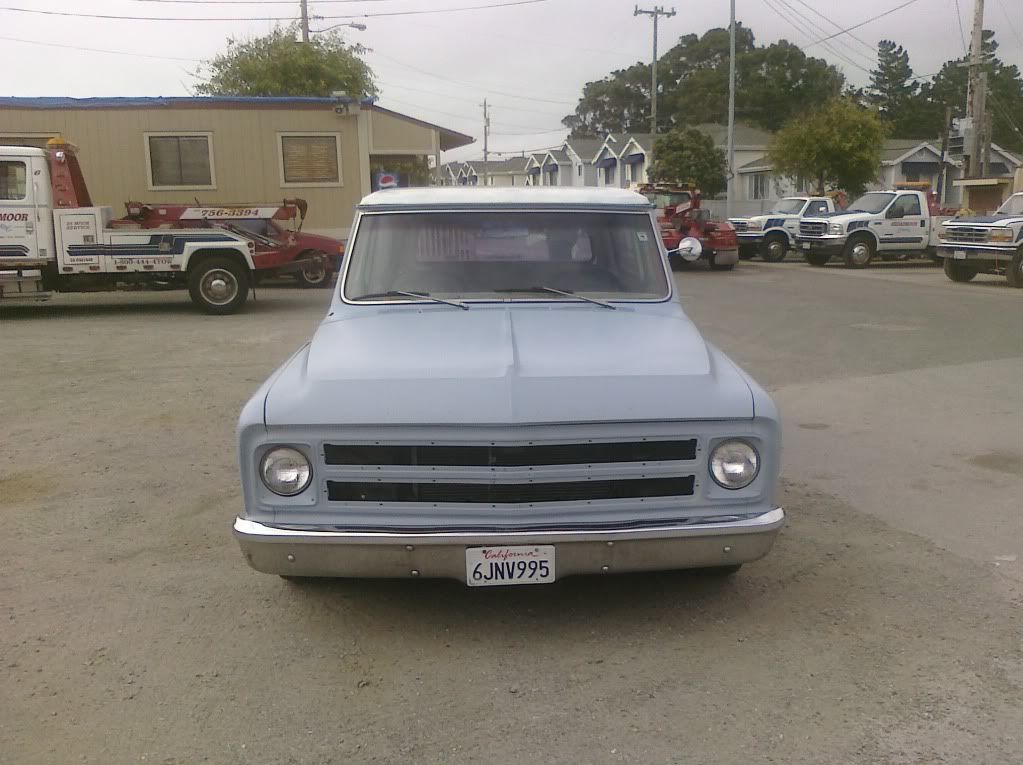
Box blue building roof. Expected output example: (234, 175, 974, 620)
(0, 95, 378, 109)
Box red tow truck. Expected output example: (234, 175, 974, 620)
(638, 183, 739, 271)
(0, 138, 343, 314)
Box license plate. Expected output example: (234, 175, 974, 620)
(953, 250, 967, 260)
(802, 242, 811, 250)
(465, 545, 555, 587)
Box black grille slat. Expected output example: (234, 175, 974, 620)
(327, 476, 695, 504)
(324, 440, 697, 467)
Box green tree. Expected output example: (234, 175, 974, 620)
(648, 127, 727, 196)
(867, 41, 918, 122)
(562, 26, 843, 136)
(768, 99, 887, 196)
(196, 25, 376, 98)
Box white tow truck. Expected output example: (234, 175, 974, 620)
(937, 192, 1023, 287)
(1, 141, 288, 314)
(795, 186, 953, 268)
(729, 196, 836, 261)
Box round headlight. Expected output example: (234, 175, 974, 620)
(709, 440, 760, 490)
(259, 447, 312, 496)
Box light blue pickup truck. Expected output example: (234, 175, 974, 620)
(233, 188, 784, 587)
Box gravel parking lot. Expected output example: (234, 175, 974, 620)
(3, 263, 1022, 764)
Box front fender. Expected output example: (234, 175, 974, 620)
(180, 244, 256, 271)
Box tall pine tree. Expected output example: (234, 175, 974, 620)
(867, 41, 917, 122)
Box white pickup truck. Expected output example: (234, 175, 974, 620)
(937, 192, 1023, 287)
(729, 196, 835, 261)
(795, 190, 950, 268)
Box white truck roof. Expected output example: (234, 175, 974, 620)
(358, 187, 653, 209)
(0, 145, 47, 157)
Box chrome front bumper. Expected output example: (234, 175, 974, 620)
(233, 508, 785, 580)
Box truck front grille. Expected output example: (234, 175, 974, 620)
(943, 227, 989, 244)
(324, 440, 698, 467)
(327, 476, 695, 504)
(731, 220, 748, 233)
(799, 221, 827, 238)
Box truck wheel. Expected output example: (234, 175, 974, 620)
(1008, 249, 1023, 288)
(804, 251, 831, 267)
(188, 256, 249, 315)
(760, 234, 788, 262)
(709, 253, 735, 271)
(842, 236, 875, 268)
(943, 258, 978, 283)
(294, 251, 331, 289)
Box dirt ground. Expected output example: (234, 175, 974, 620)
(2, 269, 1021, 764)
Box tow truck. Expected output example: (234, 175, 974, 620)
(638, 183, 738, 271)
(729, 196, 836, 261)
(0, 139, 343, 314)
(937, 191, 1023, 286)
(795, 184, 954, 268)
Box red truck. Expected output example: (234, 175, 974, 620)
(638, 183, 739, 271)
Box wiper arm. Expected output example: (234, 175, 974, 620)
(350, 290, 469, 310)
(494, 286, 616, 310)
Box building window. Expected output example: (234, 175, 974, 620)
(604, 165, 616, 185)
(749, 172, 770, 200)
(577, 164, 583, 177)
(0, 160, 27, 200)
(278, 133, 341, 187)
(145, 132, 215, 190)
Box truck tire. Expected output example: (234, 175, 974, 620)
(760, 233, 788, 262)
(1008, 248, 1023, 288)
(943, 257, 978, 283)
(709, 253, 735, 271)
(188, 256, 249, 315)
(842, 235, 875, 269)
(294, 250, 331, 289)
(738, 244, 757, 260)
(804, 251, 831, 267)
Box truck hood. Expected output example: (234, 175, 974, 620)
(803, 212, 867, 224)
(262, 306, 755, 426)
(946, 215, 1023, 226)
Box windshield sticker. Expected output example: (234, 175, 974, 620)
(637, 231, 649, 242)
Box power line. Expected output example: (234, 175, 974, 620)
(0, 0, 547, 22)
(785, 0, 877, 54)
(763, 0, 876, 75)
(0, 33, 200, 62)
(996, 0, 1023, 48)
(953, 0, 969, 53)
(370, 50, 577, 105)
(131, 0, 391, 3)
(807, 0, 924, 47)
(378, 79, 568, 116)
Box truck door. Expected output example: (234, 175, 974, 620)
(881, 194, 925, 251)
(0, 157, 37, 260)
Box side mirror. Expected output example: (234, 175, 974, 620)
(670, 236, 703, 263)
(887, 206, 905, 219)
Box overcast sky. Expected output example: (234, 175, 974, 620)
(3, 0, 1020, 161)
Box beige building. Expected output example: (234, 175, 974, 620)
(0, 96, 473, 238)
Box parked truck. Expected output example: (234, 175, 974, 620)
(638, 183, 738, 271)
(0, 139, 343, 314)
(795, 185, 954, 268)
(729, 196, 837, 261)
(937, 191, 1023, 287)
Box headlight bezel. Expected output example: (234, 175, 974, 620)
(259, 446, 314, 497)
(987, 227, 1014, 243)
(828, 222, 844, 235)
(708, 439, 761, 491)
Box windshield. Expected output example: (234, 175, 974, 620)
(772, 198, 806, 214)
(344, 211, 670, 302)
(995, 194, 1023, 216)
(644, 192, 691, 209)
(847, 192, 895, 214)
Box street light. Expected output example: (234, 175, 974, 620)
(310, 22, 368, 33)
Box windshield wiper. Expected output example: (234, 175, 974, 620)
(494, 286, 616, 310)
(350, 290, 469, 310)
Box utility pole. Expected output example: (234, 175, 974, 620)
(634, 5, 676, 173)
(482, 99, 490, 186)
(966, 0, 985, 176)
(300, 0, 310, 42)
(937, 106, 953, 205)
(726, 0, 736, 218)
